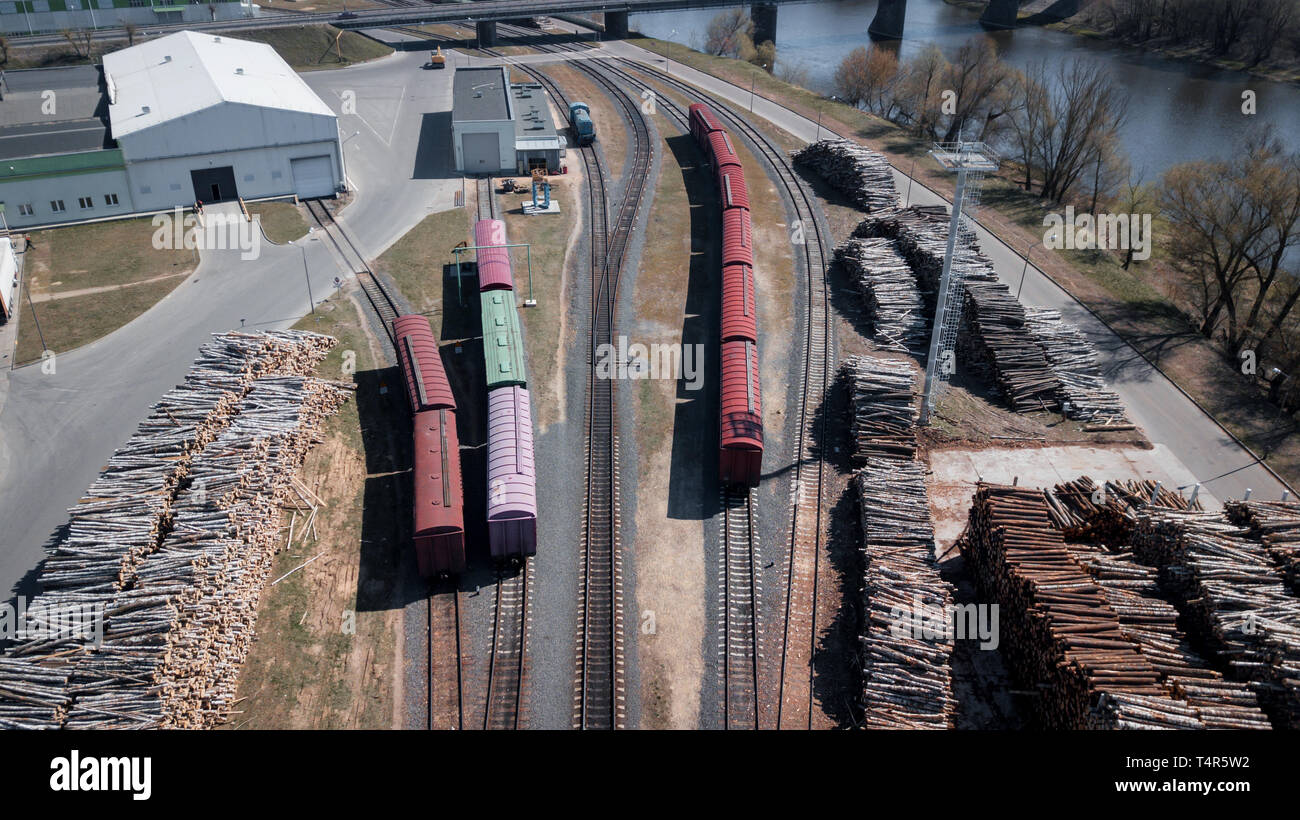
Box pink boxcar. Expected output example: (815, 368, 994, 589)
(413, 408, 466, 576)
(393, 314, 456, 414)
(487, 385, 537, 560)
(474, 219, 514, 291)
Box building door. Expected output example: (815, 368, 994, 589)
(290, 156, 335, 199)
(190, 166, 238, 203)
(462, 132, 500, 173)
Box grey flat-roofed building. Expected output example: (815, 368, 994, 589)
(451, 66, 515, 174)
(510, 82, 563, 174)
(0, 66, 112, 161)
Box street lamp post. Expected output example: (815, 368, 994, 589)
(295, 238, 316, 314)
(1015, 233, 1055, 300)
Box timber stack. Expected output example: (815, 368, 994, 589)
(841, 355, 919, 463)
(1225, 499, 1300, 594)
(853, 206, 999, 309)
(1073, 548, 1271, 728)
(834, 237, 927, 353)
(959, 282, 1060, 413)
(1132, 509, 1300, 728)
(856, 460, 955, 728)
(1024, 308, 1128, 426)
(956, 484, 1202, 728)
(1044, 476, 1202, 542)
(0, 331, 352, 730)
(791, 138, 898, 212)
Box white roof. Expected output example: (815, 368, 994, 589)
(103, 30, 335, 138)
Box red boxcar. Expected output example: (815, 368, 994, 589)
(719, 339, 763, 487)
(689, 102, 725, 150)
(707, 129, 739, 171)
(394, 314, 455, 414)
(474, 218, 514, 291)
(413, 408, 467, 576)
(722, 207, 753, 269)
(718, 166, 749, 212)
(721, 262, 757, 343)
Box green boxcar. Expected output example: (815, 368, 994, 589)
(481, 290, 527, 390)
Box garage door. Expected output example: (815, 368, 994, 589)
(462, 132, 500, 173)
(291, 156, 335, 199)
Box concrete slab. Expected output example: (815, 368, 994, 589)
(926, 443, 1214, 553)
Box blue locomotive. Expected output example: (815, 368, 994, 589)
(568, 102, 595, 146)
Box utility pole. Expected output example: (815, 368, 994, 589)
(919, 141, 998, 425)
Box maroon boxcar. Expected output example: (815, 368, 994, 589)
(474, 218, 514, 291)
(722, 207, 753, 269)
(413, 408, 467, 576)
(707, 129, 739, 171)
(394, 314, 455, 414)
(689, 102, 725, 150)
(719, 339, 763, 487)
(718, 165, 749, 212)
(721, 262, 757, 344)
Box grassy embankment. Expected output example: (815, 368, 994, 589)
(15, 218, 194, 365)
(629, 35, 1300, 491)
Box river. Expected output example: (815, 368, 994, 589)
(629, 0, 1300, 178)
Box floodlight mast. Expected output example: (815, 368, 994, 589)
(918, 141, 1000, 426)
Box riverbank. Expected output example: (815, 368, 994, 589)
(942, 0, 1300, 86)
(627, 34, 1300, 494)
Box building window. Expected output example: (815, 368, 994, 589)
(32, 0, 49, 11)
(271, 170, 282, 180)
(0, 3, 17, 14)
(139, 185, 152, 194)
(169, 183, 181, 191)
(243, 173, 254, 182)
(78, 197, 93, 210)
(66, 0, 80, 9)
(19, 204, 34, 217)
(128, 0, 149, 6)
(50, 200, 66, 213)
(104, 193, 119, 206)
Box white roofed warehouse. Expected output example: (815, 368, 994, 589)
(103, 30, 344, 209)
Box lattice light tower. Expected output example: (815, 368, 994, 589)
(919, 141, 1000, 425)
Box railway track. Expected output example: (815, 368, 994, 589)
(428, 584, 464, 730)
(303, 198, 400, 344)
(483, 563, 532, 729)
(720, 488, 761, 729)
(475, 176, 498, 221)
(612, 59, 835, 730)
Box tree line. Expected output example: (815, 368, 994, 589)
(1083, 0, 1300, 69)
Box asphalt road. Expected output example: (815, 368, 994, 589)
(595, 37, 1291, 508)
(0, 44, 459, 603)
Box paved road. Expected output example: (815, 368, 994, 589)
(590, 35, 1290, 507)
(0, 43, 458, 602)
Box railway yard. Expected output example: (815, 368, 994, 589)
(0, 16, 1298, 741)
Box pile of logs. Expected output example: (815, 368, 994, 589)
(841, 355, 919, 463)
(0, 331, 351, 730)
(1226, 499, 1300, 594)
(959, 282, 1060, 412)
(1074, 548, 1270, 728)
(956, 484, 1203, 728)
(853, 206, 999, 307)
(856, 460, 955, 728)
(835, 237, 928, 353)
(791, 138, 898, 212)
(1133, 509, 1300, 728)
(1024, 308, 1128, 425)
(1045, 476, 1202, 542)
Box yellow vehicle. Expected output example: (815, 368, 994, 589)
(430, 47, 446, 69)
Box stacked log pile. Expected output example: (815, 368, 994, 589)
(840, 355, 919, 463)
(856, 460, 955, 728)
(791, 138, 898, 212)
(834, 237, 928, 353)
(956, 484, 1201, 728)
(1226, 500, 1300, 594)
(1045, 476, 1201, 542)
(1074, 549, 1270, 728)
(1024, 308, 1128, 425)
(960, 282, 1060, 412)
(853, 206, 998, 305)
(1133, 509, 1300, 728)
(0, 331, 350, 729)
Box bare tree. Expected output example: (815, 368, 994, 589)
(939, 37, 1008, 143)
(1032, 59, 1129, 204)
(833, 46, 872, 108)
(124, 22, 138, 47)
(704, 9, 752, 58)
(892, 44, 948, 139)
